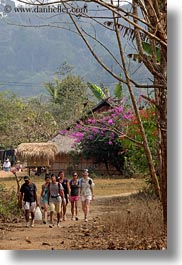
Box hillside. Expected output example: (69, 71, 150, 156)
(0, 0, 151, 97)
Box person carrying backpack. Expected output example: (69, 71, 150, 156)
(48, 173, 64, 227)
(57, 171, 70, 221)
(80, 169, 95, 222)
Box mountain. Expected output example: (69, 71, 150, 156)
(0, 0, 151, 97)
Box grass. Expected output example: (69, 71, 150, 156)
(96, 196, 166, 250)
(94, 178, 145, 196)
(0, 172, 145, 197)
(59, 195, 166, 250)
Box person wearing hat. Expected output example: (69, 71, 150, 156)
(79, 169, 95, 222)
(3, 158, 11, 172)
(19, 176, 39, 227)
(15, 160, 22, 172)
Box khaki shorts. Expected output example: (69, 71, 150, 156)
(81, 195, 92, 202)
(49, 202, 61, 213)
(24, 201, 36, 212)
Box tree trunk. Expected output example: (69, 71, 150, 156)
(154, 41, 167, 227)
(159, 86, 167, 227)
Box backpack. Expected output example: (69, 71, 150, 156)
(48, 182, 64, 199)
(79, 177, 92, 188)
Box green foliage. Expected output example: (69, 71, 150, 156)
(56, 61, 74, 76)
(142, 42, 161, 62)
(122, 107, 158, 174)
(44, 80, 59, 103)
(0, 184, 21, 221)
(114, 82, 123, 99)
(45, 75, 94, 126)
(127, 42, 161, 63)
(88, 82, 123, 102)
(87, 83, 107, 101)
(0, 92, 58, 148)
(79, 131, 125, 173)
(142, 176, 158, 196)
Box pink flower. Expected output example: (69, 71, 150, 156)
(108, 141, 113, 145)
(123, 112, 133, 120)
(87, 118, 96, 124)
(92, 128, 99, 134)
(108, 119, 114, 125)
(59, 130, 67, 135)
(110, 132, 115, 139)
(71, 132, 84, 139)
(100, 130, 105, 136)
(84, 127, 89, 132)
(76, 124, 82, 129)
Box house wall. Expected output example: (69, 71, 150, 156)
(27, 158, 50, 167)
(49, 153, 121, 177)
(94, 105, 110, 113)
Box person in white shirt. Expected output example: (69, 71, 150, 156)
(80, 169, 95, 222)
(3, 158, 11, 172)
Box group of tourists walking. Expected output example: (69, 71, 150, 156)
(19, 169, 95, 228)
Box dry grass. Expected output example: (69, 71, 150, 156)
(94, 178, 145, 196)
(67, 195, 167, 250)
(0, 173, 145, 197)
(99, 196, 166, 249)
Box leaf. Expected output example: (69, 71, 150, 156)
(25, 237, 32, 244)
(127, 42, 161, 63)
(114, 82, 123, 99)
(104, 22, 148, 42)
(142, 42, 161, 62)
(42, 242, 51, 246)
(87, 83, 106, 101)
(44, 81, 59, 103)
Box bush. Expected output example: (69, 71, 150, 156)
(0, 184, 21, 221)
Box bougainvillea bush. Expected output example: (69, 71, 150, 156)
(60, 97, 158, 176)
(72, 128, 125, 173)
(64, 98, 133, 174)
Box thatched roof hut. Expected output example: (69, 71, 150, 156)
(16, 142, 58, 167)
(16, 134, 78, 167)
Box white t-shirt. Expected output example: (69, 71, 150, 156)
(80, 177, 94, 197)
(3, 161, 11, 168)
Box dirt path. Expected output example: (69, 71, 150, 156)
(0, 192, 167, 250)
(0, 195, 122, 250)
(0, 170, 14, 179)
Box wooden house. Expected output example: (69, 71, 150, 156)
(16, 98, 119, 176)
